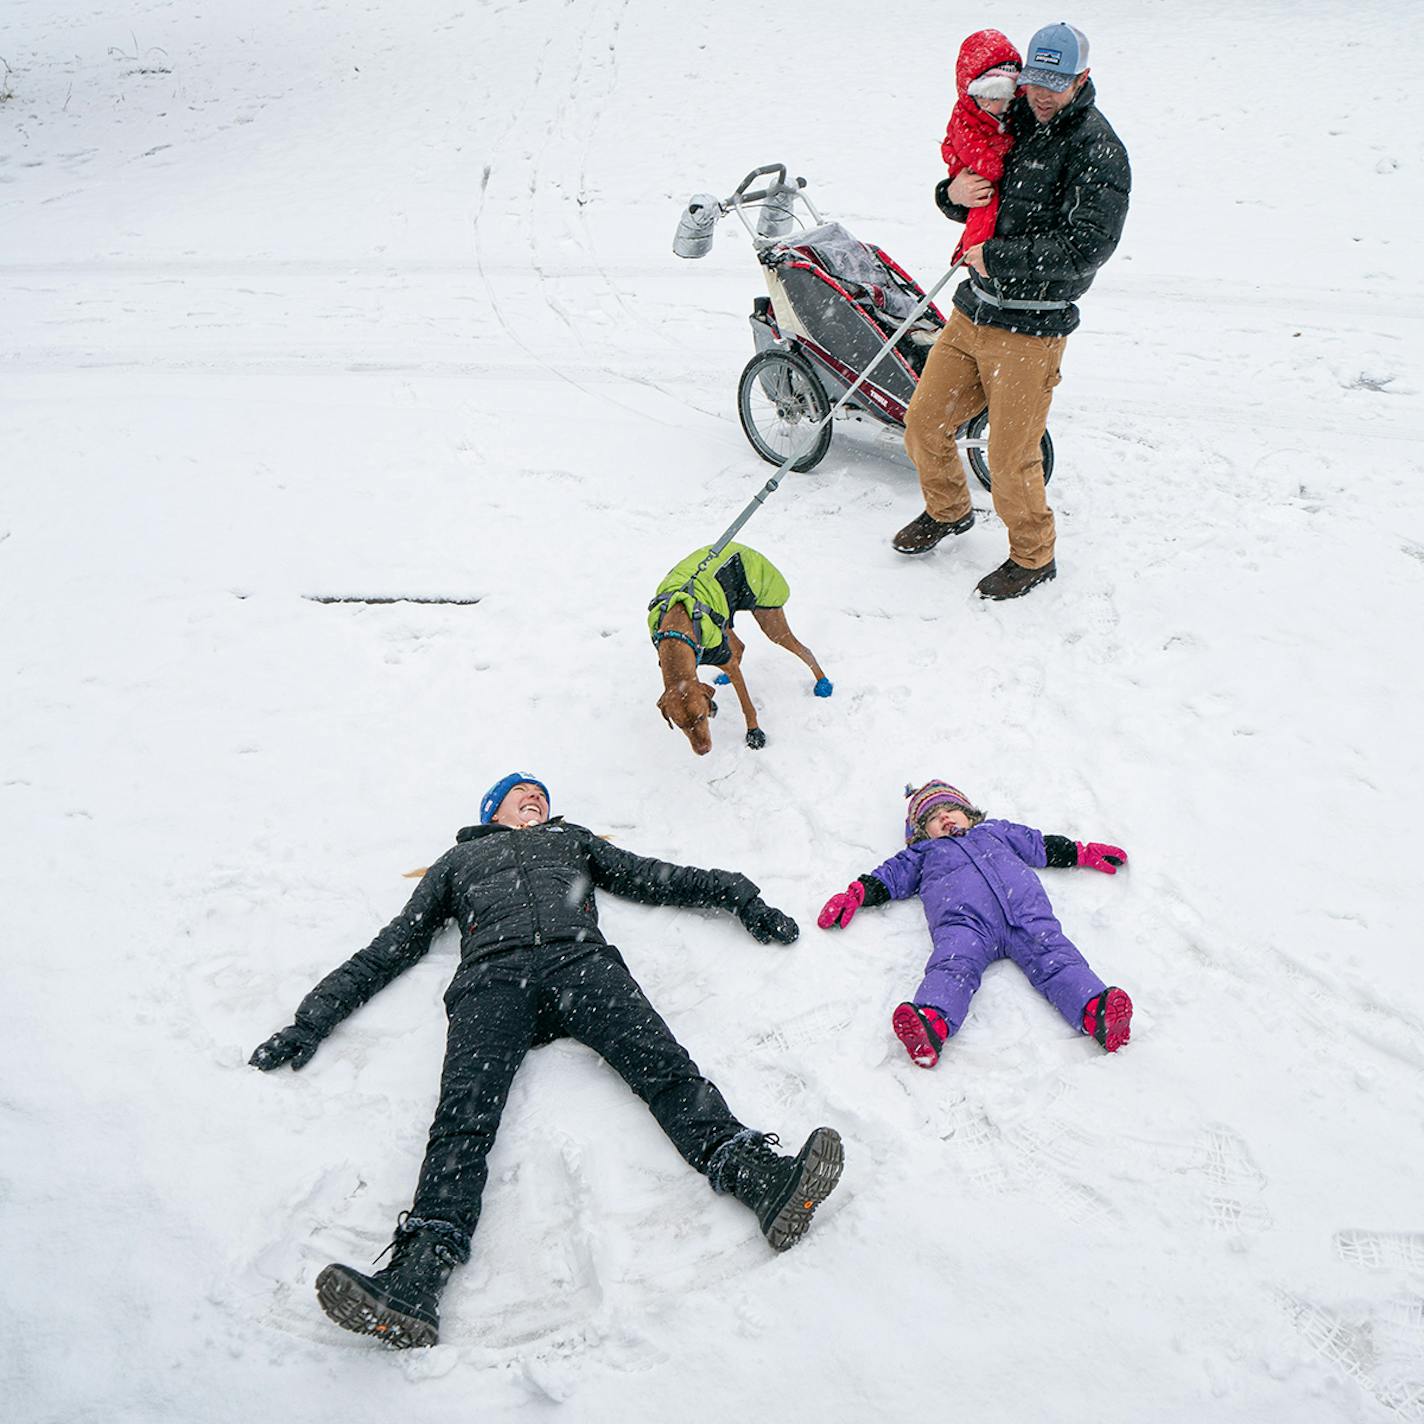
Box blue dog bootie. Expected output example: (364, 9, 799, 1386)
(813, 677, 834, 698)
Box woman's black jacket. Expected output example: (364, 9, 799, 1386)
(291, 819, 759, 1037)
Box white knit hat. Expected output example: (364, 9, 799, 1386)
(967, 65, 1020, 103)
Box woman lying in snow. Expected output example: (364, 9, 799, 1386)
(818, 779, 1133, 1066)
(250, 773, 842, 1349)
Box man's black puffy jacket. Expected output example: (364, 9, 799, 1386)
(293, 820, 759, 1037)
(936, 79, 1131, 337)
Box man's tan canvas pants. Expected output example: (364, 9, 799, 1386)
(904, 308, 1066, 570)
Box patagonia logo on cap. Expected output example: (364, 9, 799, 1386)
(1019, 23, 1089, 88)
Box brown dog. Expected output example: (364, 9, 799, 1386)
(650, 544, 829, 756)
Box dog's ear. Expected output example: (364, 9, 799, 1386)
(656, 690, 677, 729)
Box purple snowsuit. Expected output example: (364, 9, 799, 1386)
(870, 819, 1105, 1037)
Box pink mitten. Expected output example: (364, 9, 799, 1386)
(817, 880, 866, 929)
(1077, 842, 1127, 875)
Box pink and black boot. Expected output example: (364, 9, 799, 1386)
(1082, 986, 1133, 1052)
(892, 1002, 950, 1068)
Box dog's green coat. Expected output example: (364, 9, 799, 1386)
(647, 544, 790, 659)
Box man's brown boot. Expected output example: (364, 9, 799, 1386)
(892, 510, 975, 555)
(976, 557, 1057, 600)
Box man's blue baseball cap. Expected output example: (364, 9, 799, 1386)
(1019, 22, 1090, 92)
(480, 773, 550, 823)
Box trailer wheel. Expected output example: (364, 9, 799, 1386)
(737, 348, 832, 472)
(960, 408, 1055, 493)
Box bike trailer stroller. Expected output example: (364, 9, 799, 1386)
(673, 164, 1053, 484)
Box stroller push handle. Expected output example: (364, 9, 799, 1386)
(735, 178, 806, 205)
(731, 163, 788, 202)
(674, 164, 816, 258)
(733, 170, 807, 213)
(730, 166, 816, 246)
(741, 180, 803, 206)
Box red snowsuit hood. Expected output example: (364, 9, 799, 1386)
(941, 29, 1023, 261)
(954, 28, 1021, 99)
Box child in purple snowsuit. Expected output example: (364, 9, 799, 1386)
(818, 780, 1134, 1068)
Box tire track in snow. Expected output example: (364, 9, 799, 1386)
(468, 0, 705, 430)
(534, 0, 728, 422)
(566, 0, 716, 403)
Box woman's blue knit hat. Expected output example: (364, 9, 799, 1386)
(480, 773, 551, 824)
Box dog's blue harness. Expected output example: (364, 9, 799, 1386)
(649, 625, 705, 661)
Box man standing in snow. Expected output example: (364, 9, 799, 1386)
(250, 774, 843, 1349)
(894, 21, 1131, 599)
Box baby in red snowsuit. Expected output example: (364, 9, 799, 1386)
(940, 29, 1023, 263)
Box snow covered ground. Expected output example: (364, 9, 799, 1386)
(5, 0, 1424, 1418)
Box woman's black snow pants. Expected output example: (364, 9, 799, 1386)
(407, 944, 745, 1249)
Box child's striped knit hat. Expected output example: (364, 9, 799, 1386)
(904, 780, 982, 843)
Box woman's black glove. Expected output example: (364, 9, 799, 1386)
(249, 1023, 324, 1071)
(737, 896, 800, 945)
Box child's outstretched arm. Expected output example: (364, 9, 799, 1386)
(992, 819, 1128, 875)
(817, 848, 922, 929)
(1043, 834, 1128, 875)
